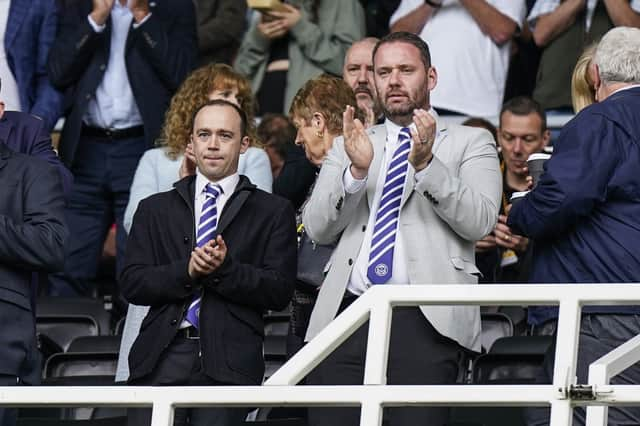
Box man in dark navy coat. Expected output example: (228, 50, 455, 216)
(47, 0, 197, 296)
(508, 27, 640, 426)
(0, 142, 67, 426)
(121, 100, 296, 426)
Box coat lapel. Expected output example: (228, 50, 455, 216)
(216, 177, 256, 235)
(5, 0, 31, 53)
(366, 125, 387, 211)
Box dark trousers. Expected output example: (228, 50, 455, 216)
(48, 132, 146, 296)
(525, 314, 640, 426)
(0, 375, 18, 426)
(127, 336, 248, 426)
(307, 305, 465, 426)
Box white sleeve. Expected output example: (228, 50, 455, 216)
(526, 0, 560, 27)
(389, 0, 424, 27)
(632, 0, 640, 13)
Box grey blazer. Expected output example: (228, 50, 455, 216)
(302, 118, 502, 351)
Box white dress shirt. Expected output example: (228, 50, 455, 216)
(0, 0, 21, 111)
(179, 170, 239, 328)
(84, 2, 149, 129)
(194, 171, 239, 229)
(343, 118, 435, 296)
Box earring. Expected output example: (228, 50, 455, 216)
(316, 130, 324, 138)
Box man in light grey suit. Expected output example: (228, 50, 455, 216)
(303, 31, 502, 426)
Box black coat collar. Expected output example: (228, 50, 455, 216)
(174, 174, 258, 234)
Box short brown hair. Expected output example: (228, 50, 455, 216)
(289, 74, 362, 134)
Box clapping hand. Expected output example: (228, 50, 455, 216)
(128, 0, 151, 23)
(408, 108, 436, 171)
(91, 0, 115, 25)
(343, 105, 373, 179)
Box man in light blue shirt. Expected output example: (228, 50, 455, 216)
(47, 0, 197, 297)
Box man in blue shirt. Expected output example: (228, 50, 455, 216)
(508, 26, 640, 426)
(47, 0, 197, 296)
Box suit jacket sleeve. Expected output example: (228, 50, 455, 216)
(508, 112, 620, 239)
(120, 198, 195, 307)
(0, 163, 67, 271)
(128, 4, 198, 91)
(47, 8, 104, 90)
(200, 200, 297, 312)
(30, 0, 64, 131)
(27, 118, 73, 196)
(302, 137, 367, 245)
(414, 128, 502, 241)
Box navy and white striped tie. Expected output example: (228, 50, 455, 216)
(185, 183, 221, 328)
(367, 127, 411, 285)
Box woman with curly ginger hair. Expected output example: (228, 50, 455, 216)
(115, 64, 272, 383)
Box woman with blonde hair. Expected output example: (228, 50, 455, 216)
(571, 44, 597, 113)
(287, 74, 363, 356)
(115, 63, 272, 382)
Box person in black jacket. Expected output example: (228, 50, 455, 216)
(0, 143, 67, 426)
(121, 100, 297, 426)
(47, 0, 197, 296)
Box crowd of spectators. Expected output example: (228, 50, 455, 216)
(1, 0, 640, 425)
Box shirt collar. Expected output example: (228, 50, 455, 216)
(195, 171, 240, 199)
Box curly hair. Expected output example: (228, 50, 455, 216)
(289, 74, 362, 134)
(159, 63, 259, 160)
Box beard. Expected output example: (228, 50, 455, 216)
(381, 89, 428, 125)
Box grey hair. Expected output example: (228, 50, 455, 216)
(594, 27, 640, 85)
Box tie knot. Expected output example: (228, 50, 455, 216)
(205, 183, 221, 199)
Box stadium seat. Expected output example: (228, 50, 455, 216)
(480, 312, 514, 353)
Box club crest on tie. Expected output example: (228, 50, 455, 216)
(374, 263, 389, 277)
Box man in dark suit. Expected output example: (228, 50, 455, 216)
(508, 27, 640, 426)
(2, 0, 63, 132)
(121, 100, 297, 426)
(0, 143, 67, 426)
(0, 98, 71, 194)
(47, 0, 197, 296)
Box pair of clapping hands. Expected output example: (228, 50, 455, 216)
(188, 235, 227, 279)
(91, 0, 150, 25)
(257, 4, 302, 40)
(343, 105, 436, 180)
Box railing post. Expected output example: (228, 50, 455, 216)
(360, 399, 383, 426)
(150, 397, 174, 426)
(363, 296, 392, 385)
(550, 399, 574, 426)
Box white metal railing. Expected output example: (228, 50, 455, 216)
(1, 284, 640, 426)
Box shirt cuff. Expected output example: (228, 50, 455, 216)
(343, 165, 367, 194)
(133, 12, 152, 28)
(87, 14, 106, 33)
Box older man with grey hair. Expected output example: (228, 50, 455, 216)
(508, 26, 640, 426)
